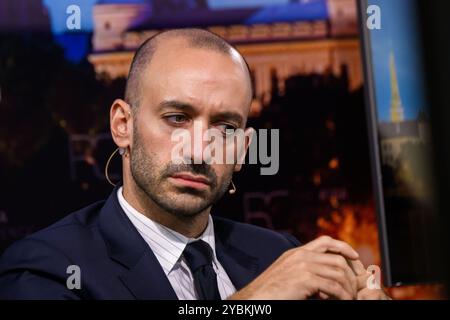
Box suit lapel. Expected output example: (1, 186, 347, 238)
(118, 250, 178, 300)
(99, 186, 178, 300)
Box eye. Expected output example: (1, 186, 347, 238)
(215, 123, 237, 135)
(165, 114, 189, 125)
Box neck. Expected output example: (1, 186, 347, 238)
(122, 172, 210, 239)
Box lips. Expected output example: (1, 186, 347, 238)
(169, 172, 211, 189)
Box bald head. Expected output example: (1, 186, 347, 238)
(124, 28, 253, 110)
(111, 28, 256, 219)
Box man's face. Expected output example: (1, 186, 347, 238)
(129, 40, 252, 217)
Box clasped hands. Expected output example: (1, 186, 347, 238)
(230, 236, 391, 300)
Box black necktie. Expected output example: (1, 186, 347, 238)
(183, 240, 222, 300)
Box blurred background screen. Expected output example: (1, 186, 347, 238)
(0, 0, 447, 298)
(360, 0, 444, 287)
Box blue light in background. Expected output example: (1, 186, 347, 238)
(247, 1, 328, 24)
(42, 0, 97, 62)
(42, 0, 329, 62)
(43, 0, 97, 33)
(208, 0, 289, 9)
(368, 0, 426, 122)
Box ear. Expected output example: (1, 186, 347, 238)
(110, 99, 132, 150)
(234, 127, 255, 172)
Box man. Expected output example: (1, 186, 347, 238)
(0, 29, 389, 300)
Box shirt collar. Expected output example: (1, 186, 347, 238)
(117, 187, 218, 275)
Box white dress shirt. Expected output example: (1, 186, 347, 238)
(117, 187, 236, 300)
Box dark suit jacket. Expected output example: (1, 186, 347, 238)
(0, 187, 300, 299)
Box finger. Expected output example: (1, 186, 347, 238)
(357, 288, 390, 300)
(306, 252, 358, 296)
(357, 273, 371, 290)
(348, 259, 366, 276)
(357, 288, 372, 300)
(302, 236, 359, 260)
(347, 259, 371, 290)
(309, 274, 353, 300)
(308, 262, 356, 299)
(318, 292, 330, 300)
(346, 259, 367, 291)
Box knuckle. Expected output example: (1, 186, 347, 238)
(335, 255, 347, 267)
(319, 235, 332, 242)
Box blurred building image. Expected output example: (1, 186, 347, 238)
(89, 0, 362, 116)
(379, 53, 430, 169)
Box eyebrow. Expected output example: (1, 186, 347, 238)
(158, 100, 197, 113)
(158, 99, 244, 127)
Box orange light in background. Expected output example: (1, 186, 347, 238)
(315, 202, 446, 299)
(249, 98, 262, 117)
(313, 172, 321, 186)
(328, 157, 339, 170)
(329, 195, 339, 208)
(316, 204, 380, 267)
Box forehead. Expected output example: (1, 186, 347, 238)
(140, 39, 251, 118)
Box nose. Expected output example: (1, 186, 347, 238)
(191, 120, 212, 164)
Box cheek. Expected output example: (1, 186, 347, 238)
(223, 137, 247, 164)
(211, 164, 235, 182)
(136, 120, 175, 164)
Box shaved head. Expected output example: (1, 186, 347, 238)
(111, 27, 255, 221)
(124, 28, 253, 110)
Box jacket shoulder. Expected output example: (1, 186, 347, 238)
(0, 236, 81, 299)
(16, 200, 105, 251)
(0, 201, 107, 299)
(213, 215, 301, 250)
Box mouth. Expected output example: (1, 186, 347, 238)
(169, 172, 211, 190)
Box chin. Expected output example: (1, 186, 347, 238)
(158, 192, 212, 217)
(165, 204, 209, 218)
